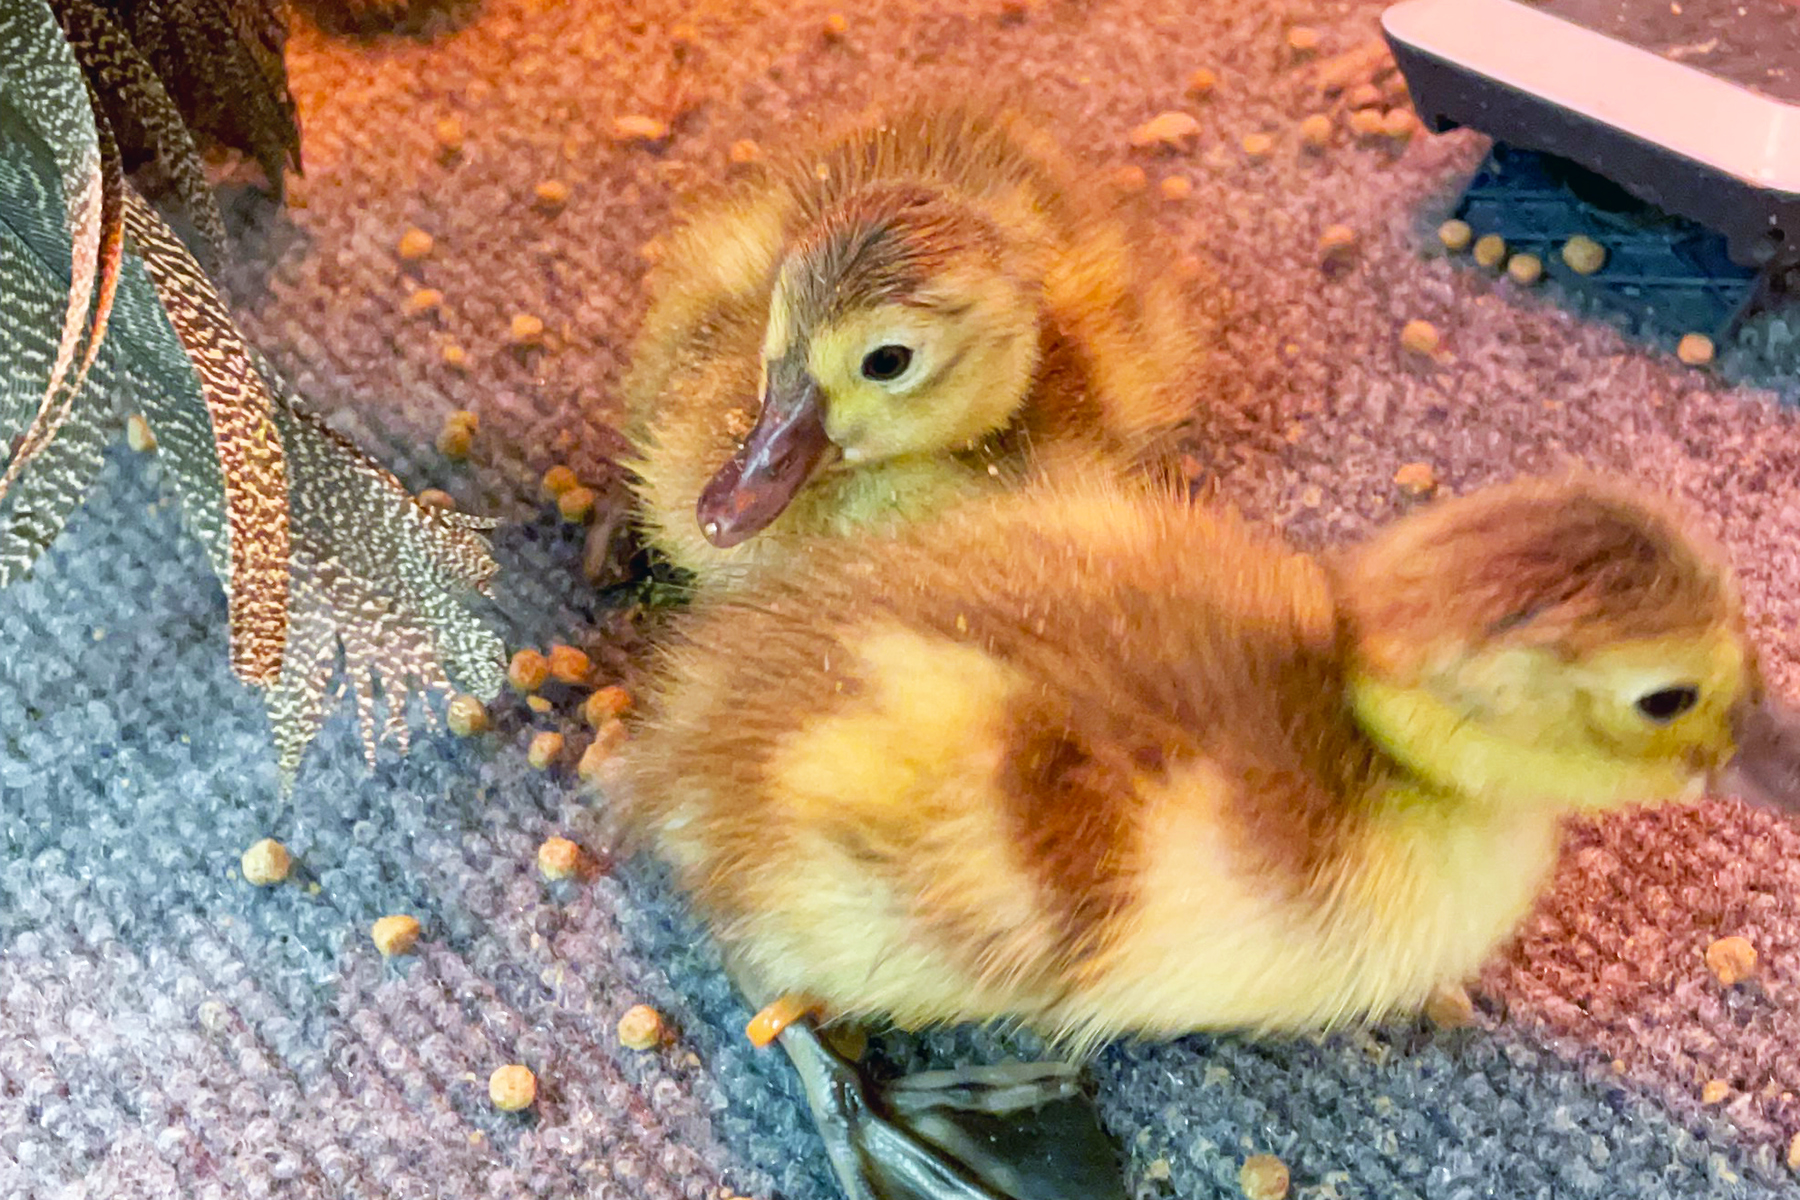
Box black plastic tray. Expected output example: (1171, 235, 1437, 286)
(1450, 144, 1765, 340)
(1383, 0, 1800, 270)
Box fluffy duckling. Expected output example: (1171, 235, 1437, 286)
(618, 96, 1211, 590)
(615, 472, 1799, 1200)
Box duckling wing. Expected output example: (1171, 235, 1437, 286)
(620, 485, 1349, 1033)
(627, 606, 1094, 1029)
(1029, 215, 1213, 476)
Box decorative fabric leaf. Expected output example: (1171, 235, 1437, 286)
(78, 73, 125, 382)
(0, 1, 100, 452)
(0, 235, 114, 578)
(1, 0, 506, 785)
(6, 5, 99, 411)
(111, 0, 300, 197)
(52, 0, 229, 268)
(0, 0, 112, 579)
(124, 188, 290, 685)
(3, 56, 239, 601)
(0, 68, 126, 527)
(258, 369, 505, 779)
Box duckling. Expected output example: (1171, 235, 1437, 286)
(614, 472, 1800, 1200)
(618, 96, 1212, 590)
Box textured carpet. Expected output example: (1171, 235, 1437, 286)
(7, 0, 1800, 1198)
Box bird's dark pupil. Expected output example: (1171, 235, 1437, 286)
(1636, 685, 1700, 722)
(861, 345, 911, 381)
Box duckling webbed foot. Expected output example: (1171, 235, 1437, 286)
(777, 1021, 1129, 1200)
(583, 496, 651, 592)
(586, 521, 698, 611)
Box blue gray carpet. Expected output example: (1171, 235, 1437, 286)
(7, 0, 1800, 1197)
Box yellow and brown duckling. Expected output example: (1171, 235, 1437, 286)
(619, 96, 1214, 590)
(613, 471, 1800, 1200)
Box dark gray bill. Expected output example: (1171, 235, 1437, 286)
(696, 371, 834, 549)
(1718, 694, 1800, 814)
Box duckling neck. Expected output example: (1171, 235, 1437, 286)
(967, 321, 1118, 469)
(1347, 671, 1705, 812)
(800, 453, 1007, 536)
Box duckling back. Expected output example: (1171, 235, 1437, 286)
(617, 474, 1765, 1048)
(619, 97, 1211, 588)
(615, 483, 1525, 1045)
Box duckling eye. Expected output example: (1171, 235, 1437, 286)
(1635, 685, 1700, 723)
(860, 345, 913, 382)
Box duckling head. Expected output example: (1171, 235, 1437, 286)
(696, 184, 1043, 548)
(1336, 474, 1800, 814)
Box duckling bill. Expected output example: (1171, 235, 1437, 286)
(1718, 694, 1800, 813)
(695, 349, 837, 547)
(615, 472, 1800, 1200)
